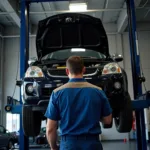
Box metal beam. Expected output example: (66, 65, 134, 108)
(1, 6, 150, 16)
(117, 0, 142, 33)
(101, 0, 109, 22)
(126, 0, 147, 149)
(0, 0, 20, 27)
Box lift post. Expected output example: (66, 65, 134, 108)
(19, 0, 69, 150)
(126, 0, 147, 150)
(19, 0, 30, 150)
(4, 0, 149, 149)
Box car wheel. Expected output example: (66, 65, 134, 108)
(23, 106, 42, 137)
(102, 119, 113, 128)
(7, 140, 14, 150)
(114, 93, 133, 133)
(36, 138, 41, 145)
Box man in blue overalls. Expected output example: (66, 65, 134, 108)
(45, 56, 112, 150)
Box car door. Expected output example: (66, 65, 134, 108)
(0, 126, 9, 148)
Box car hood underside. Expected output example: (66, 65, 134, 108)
(36, 13, 109, 59)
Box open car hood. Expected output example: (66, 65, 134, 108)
(36, 13, 109, 59)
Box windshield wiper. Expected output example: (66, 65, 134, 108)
(81, 57, 97, 59)
(81, 57, 104, 60)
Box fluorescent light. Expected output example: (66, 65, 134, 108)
(69, 3, 87, 12)
(71, 48, 86, 52)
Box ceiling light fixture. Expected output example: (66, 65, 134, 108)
(69, 3, 87, 12)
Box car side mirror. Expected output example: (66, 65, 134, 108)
(112, 54, 123, 62)
(28, 57, 37, 65)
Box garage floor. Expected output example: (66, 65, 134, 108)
(12, 141, 150, 150)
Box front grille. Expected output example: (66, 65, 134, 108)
(41, 88, 55, 97)
(48, 69, 66, 76)
(48, 68, 97, 76)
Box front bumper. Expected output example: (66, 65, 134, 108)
(89, 74, 127, 109)
(22, 73, 127, 110)
(21, 78, 68, 105)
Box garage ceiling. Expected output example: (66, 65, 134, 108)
(0, 0, 150, 33)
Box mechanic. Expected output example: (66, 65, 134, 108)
(45, 56, 112, 150)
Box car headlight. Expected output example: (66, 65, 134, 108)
(102, 63, 122, 75)
(114, 82, 121, 89)
(25, 66, 44, 77)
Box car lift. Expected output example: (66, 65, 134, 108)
(4, 0, 150, 150)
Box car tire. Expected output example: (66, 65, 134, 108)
(7, 140, 14, 150)
(114, 93, 133, 133)
(23, 106, 42, 137)
(102, 119, 113, 128)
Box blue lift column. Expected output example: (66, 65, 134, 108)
(126, 0, 147, 150)
(19, 1, 68, 149)
(19, 0, 30, 150)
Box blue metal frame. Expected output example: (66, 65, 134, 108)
(4, 0, 149, 149)
(5, 92, 150, 113)
(19, 0, 70, 150)
(126, 0, 147, 150)
(20, 0, 29, 150)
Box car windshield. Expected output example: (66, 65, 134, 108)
(42, 49, 106, 60)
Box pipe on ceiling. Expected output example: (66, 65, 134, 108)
(101, 0, 109, 22)
(144, 9, 150, 18)
(141, 0, 149, 8)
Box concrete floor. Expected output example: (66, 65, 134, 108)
(13, 141, 150, 150)
(102, 141, 150, 150)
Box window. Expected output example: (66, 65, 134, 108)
(6, 113, 20, 132)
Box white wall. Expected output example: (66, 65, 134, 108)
(0, 25, 4, 125)
(3, 36, 37, 103)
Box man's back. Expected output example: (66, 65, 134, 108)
(46, 78, 112, 136)
(45, 56, 112, 150)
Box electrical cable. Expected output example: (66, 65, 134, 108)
(136, 32, 147, 92)
(12, 31, 20, 98)
(140, 64, 147, 92)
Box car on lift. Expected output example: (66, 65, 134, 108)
(20, 13, 133, 137)
(0, 125, 14, 149)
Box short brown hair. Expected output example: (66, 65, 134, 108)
(66, 56, 84, 75)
